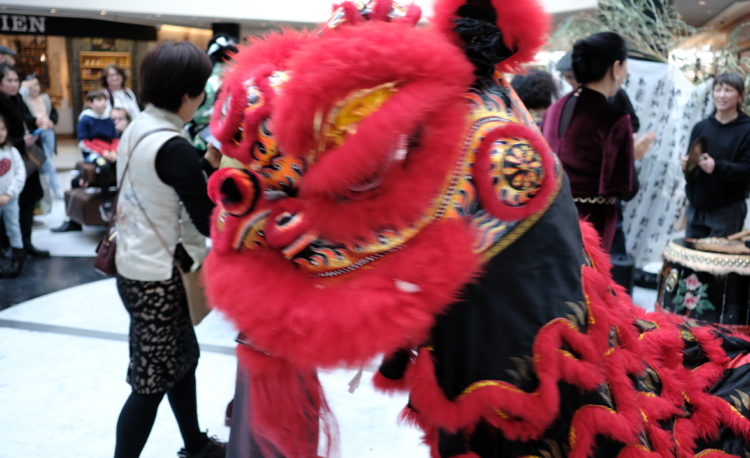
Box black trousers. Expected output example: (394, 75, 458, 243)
(686, 200, 747, 239)
(19, 170, 43, 247)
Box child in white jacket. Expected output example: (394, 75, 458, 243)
(0, 114, 27, 277)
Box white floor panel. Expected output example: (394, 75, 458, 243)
(0, 280, 428, 458)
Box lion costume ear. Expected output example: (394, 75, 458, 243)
(431, 0, 550, 73)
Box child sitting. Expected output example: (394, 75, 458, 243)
(53, 90, 118, 232)
(78, 88, 118, 161)
(0, 114, 27, 277)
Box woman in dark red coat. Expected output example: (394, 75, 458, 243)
(541, 32, 637, 251)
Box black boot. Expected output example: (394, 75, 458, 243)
(23, 239, 50, 258)
(0, 248, 25, 278)
(51, 220, 82, 233)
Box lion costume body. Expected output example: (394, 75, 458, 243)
(203, 1, 750, 456)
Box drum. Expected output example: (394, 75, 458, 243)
(658, 239, 750, 331)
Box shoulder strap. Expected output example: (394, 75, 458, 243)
(121, 128, 183, 258)
(106, 88, 115, 108)
(112, 127, 179, 217)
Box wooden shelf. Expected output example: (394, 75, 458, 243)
(78, 51, 132, 100)
(14, 37, 49, 90)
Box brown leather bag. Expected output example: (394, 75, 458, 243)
(23, 143, 46, 175)
(93, 221, 117, 276)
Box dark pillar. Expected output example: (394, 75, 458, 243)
(211, 22, 240, 41)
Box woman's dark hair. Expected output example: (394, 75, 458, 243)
(571, 32, 627, 84)
(713, 72, 746, 112)
(453, 2, 513, 80)
(139, 41, 212, 112)
(714, 72, 745, 94)
(0, 63, 17, 84)
(100, 64, 127, 89)
(511, 69, 559, 110)
(0, 114, 9, 147)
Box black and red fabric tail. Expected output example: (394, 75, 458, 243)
(238, 345, 336, 458)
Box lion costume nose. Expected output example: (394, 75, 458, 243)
(207, 168, 261, 217)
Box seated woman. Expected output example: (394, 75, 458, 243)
(541, 32, 637, 252)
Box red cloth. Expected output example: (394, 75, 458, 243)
(541, 87, 636, 250)
(81, 138, 119, 156)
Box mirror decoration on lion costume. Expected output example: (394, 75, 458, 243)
(203, 0, 750, 455)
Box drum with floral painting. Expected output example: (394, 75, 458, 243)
(658, 239, 750, 331)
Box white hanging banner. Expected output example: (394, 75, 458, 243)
(621, 58, 713, 268)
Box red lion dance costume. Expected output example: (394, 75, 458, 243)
(204, 0, 750, 456)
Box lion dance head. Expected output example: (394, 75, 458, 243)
(204, 0, 550, 455)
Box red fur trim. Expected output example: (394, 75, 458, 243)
(472, 123, 558, 221)
(372, 371, 409, 393)
(210, 30, 315, 163)
(342, 2, 363, 25)
(238, 346, 335, 458)
(381, 214, 750, 454)
(371, 0, 392, 21)
(205, 218, 480, 367)
(401, 3, 422, 26)
(211, 64, 267, 144)
(273, 22, 473, 242)
(430, 0, 550, 72)
(207, 168, 260, 217)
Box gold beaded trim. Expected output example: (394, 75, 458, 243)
(573, 196, 617, 205)
(663, 240, 750, 276)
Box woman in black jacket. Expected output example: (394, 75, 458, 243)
(0, 63, 49, 258)
(680, 72, 750, 239)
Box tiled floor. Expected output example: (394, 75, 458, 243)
(0, 138, 658, 457)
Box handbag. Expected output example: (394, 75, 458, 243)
(93, 127, 179, 277)
(23, 142, 45, 175)
(178, 262, 211, 326)
(93, 220, 118, 276)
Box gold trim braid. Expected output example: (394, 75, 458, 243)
(663, 240, 750, 276)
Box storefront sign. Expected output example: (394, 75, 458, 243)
(0, 14, 156, 40)
(0, 15, 46, 34)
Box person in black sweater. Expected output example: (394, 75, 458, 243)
(681, 72, 750, 239)
(0, 63, 49, 258)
